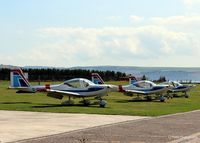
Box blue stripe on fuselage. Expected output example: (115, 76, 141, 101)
(136, 86, 164, 92)
(60, 87, 104, 93)
(175, 86, 187, 90)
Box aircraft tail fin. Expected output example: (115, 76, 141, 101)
(10, 68, 31, 88)
(91, 73, 105, 84)
(129, 75, 137, 84)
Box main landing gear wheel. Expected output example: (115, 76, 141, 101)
(160, 96, 166, 102)
(99, 100, 107, 108)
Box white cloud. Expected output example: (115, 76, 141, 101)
(15, 23, 197, 67)
(183, 0, 200, 5)
(130, 15, 144, 23)
(182, 0, 200, 14)
(150, 15, 200, 27)
(3, 14, 200, 67)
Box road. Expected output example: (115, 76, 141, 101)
(16, 110, 200, 143)
(0, 110, 147, 143)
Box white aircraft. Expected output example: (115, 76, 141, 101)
(92, 74, 170, 102)
(122, 78, 170, 102)
(9, 68, 111, 107)
(159, 81, 195, 98)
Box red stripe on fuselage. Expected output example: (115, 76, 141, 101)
(118, 85, 125, 92)
(45, 84, 50, 90)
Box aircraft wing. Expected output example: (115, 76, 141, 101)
(125, 89, 147, 95)
(46, 89, 81, 99)
(8, 86, 37, 93)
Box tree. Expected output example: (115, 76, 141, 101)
(141, 75, 147, 80)
(0, 68, 127, 81)
(158, 76, 166, 82)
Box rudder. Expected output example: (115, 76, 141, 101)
(10, 68, 30, 88)
(129, 75, 137, 85)
(91, 73, 105, 84)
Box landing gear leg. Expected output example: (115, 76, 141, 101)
(61, 96, 74, 105)
(184, 92, 189, 98)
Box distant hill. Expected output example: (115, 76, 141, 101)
(71, 66, 200, 81)
(23, 66, 57, 69)
(0, 64, 20, 69)
(1, 64, 200, 81)
(0, 64, 64, 70)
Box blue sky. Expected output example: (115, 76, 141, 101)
(0, 0, 200, 67)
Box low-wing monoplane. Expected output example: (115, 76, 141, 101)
(122, 79, 170, 102)
(91, 74, 170, 102)
(9, 68, 111, 107)
(159, 81, 195, 98)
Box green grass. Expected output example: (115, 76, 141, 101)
(0, 80, 200, 116)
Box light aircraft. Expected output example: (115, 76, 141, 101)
(159, 81, 195, 98)
(9, 68, 112, 107)
(92, 74, 170, 102)
(122, 78, 170, 102)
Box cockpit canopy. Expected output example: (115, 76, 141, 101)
(160, 81, 182, 87)
(133, 80, 156, 88)
(169, 81, 182, 87)
(63, 78, 95, 88)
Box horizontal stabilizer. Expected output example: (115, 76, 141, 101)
(16, 90, 36, 93)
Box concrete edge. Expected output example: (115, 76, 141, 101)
(5, 109, 200, 143)
(13, 117, 150, 143)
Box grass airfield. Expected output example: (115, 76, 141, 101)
(0, 80, 200, 116)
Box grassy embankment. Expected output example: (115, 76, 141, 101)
(0, 80, 200, 116)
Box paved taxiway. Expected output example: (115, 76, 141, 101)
(0, 110, 148, 143)
(15, 110, 200, 143)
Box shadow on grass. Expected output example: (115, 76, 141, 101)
(116, 99, 163, 103)
(0, 101, 32, 104)
(0, 101, 102, 108)
(172, 95, 188, 98)
(32, 103, 101, 108)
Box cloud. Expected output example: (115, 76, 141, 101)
(183, 0, 200, 14)
(3, 14, 200, 67)
(149, 16, 200, 54)
(183, 0, 200, 6)
(129, 15, 144, 24)
(150, 15, 200, 28)
(31, 23, 199, 67)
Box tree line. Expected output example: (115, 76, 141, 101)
(0, 68, 126, 81)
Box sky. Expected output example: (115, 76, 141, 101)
(0, 0, 200, 67)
